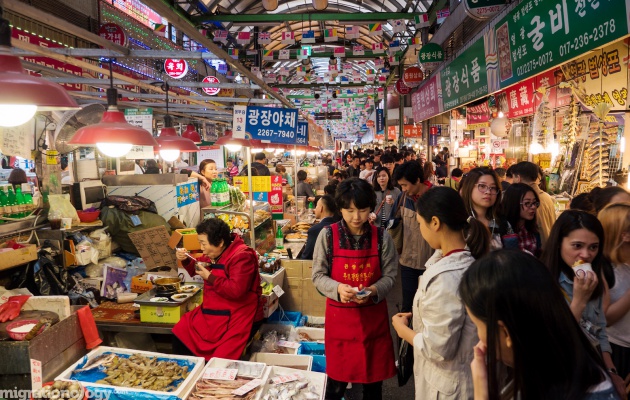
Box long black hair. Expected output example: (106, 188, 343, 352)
(459, 250, 607, 400)
(416, 187, 490, 259)
(500, 183, 539, 234)
(372, 166, 394, 191)
(540, 210, 606, 300)
(459, 167, 502, 221)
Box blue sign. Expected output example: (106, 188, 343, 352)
(176, 182, 199, 207)
(246, 106, 298, 144)
(376, 109, 384, 134)
(296, 122, 308, 145)
(253, 192, 268, 202)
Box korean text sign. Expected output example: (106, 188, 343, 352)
(495, 0, 628, 88)
(440, 37, 488, 110)
(245, 106, 298, 144)
(412, 75, 442, 122)
(296, 122, 308, 145)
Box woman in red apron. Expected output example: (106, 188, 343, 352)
(173, 218, 264, 361)
(312, 178, 398, 400)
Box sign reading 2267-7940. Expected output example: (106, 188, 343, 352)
(244, 106, 298, 144)
(495, 0, 629, 88)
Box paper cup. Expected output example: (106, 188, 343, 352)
(386, 195, 393, 202)
(61, 217, 72, 229)
(573, 262, 594, 276)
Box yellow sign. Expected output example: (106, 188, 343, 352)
(217, 88, 235, 97)
(232, 176, 271, 193)
(45, 150, 59, 165)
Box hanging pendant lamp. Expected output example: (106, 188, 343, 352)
(313, 0, 328, 11)
(69, 61, 156, 157)
(262, 0, 278, 11)
(182, 124, 202, 144)
(0, 8, 79, 127)
(155, 84, 198, 162)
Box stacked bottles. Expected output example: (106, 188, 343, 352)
(14, 186, 25, 218)
(0, 186, 7, 220)
(210, 179, 231, 207)
(6, 187, 17, 218)
(258, 253, 280, 274)
(210, 180, 219, 207)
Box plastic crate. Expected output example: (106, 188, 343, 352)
(297, 342, 326, 373)
(268, 310, 302, 326)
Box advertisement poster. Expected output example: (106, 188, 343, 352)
(176, 182, 199, 207)
(269, 175, 283, 218)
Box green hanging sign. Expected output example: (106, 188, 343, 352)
(440, 37, 488, 110)
(417, 43, 444, 71)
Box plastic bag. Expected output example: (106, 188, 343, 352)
(89, 228, 112, 260)
(49, 194, 80, 226)
(75, 240, 99, 266)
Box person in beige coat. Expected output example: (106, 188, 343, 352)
(393, 187, 487, 399)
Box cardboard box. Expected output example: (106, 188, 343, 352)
(0, 244, 37, 271)
(279, 259, 326, 318)
(281, 259, 310, 279)
(168, 229, 201, 251)
(128, 226, 178, 270)
(130, 275, 154, 294)
(262, 292, 279, 318)
(302, 279, 326, 317)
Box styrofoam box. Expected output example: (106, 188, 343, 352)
(249, 353, 313, 371)
(260, 267, 285, 288)
(296, 327, 325, 342)
(254, 366, 327, 400)
(23, 295, 71, 320)
(56, 346, 205, 400)
(206, 358, 267, 379)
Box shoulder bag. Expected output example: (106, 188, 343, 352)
(387, 193, 405, 254)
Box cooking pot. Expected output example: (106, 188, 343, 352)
(154, 277, 181, 293)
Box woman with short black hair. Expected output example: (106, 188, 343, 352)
(173, 218, 263, 361)
(312, 178, 398, 400)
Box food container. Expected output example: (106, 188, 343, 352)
(254, 366, 326, 400)
(31, 381, 88, 400)
(55, 346, 204, 400)
(77, 210, 100, 223)
(6, 319, 44, 341)
(154, 277, 181, 292)
(249, 353, 313, 371)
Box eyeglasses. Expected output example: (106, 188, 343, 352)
(521, 201, 540, 209)
(476, 183, 499, 195)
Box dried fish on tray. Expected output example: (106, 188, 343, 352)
(190, 377, 259, 400)
(190, 358, 270, 400)
(255, 367, 326, 400)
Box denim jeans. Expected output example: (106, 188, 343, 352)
(401, 265, 424, 313)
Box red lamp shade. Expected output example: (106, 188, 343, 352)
(214, 133, 263, 148)
(0, 50, 79, 110)
(156, 127, 199, 152)
(182, 124, 202, 144)
(69, 108, 158, 147)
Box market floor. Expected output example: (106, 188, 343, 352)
(344, 269, 415, 400)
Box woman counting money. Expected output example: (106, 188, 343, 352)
(172, 218, 263, 360)
(312, 178, 398, 400)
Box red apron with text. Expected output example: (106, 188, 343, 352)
(172, 243, 259, 361)
(325, 223, 396, 383)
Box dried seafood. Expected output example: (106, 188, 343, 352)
(190, 378, 257, 400)
(93, 354, 189, 391)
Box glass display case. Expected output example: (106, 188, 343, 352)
(201, 201, 274, 255)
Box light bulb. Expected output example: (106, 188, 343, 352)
(265, 147, 276, 152)
(160, 149, 180, 162)
(0, 105, 37, 127)
(96, 142, 133, 158)
(498, 111, 505, 118)
(225, 144, 242, 152)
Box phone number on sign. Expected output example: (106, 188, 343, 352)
(257, 129, 295, 138)
(559, 19, 617, 57)
(516, 51, 553, 76)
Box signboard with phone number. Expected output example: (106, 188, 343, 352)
(245, 106, 298, 144)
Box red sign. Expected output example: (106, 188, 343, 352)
(11, 29, 83, 91)
(366, 120, 374, 127)
(412, 75, 441, 122)
(164, 59, 188, 79)
(535, 67, 572, 109)
(202, 76, 221, 96)
(377, 127, 398, 141)
(388, 125, 422, 138)
(98, 23, 128, 47)
(269, 175, 283, 216)
(402, 66, 424, 88)
(466, 101, 490, 126)
(395, 79, 412, 95)
(498, 77, 535, 119)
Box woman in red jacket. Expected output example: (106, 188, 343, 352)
(173, 218, 264, 360)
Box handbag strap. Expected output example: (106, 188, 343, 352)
(374, 190, 389, 215)
(394, 192, 406, 217)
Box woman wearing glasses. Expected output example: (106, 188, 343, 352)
(499, 183, 542, 257)
(459, 167, 502, 250)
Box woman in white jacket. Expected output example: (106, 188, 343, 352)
(393, 187, 489, 399)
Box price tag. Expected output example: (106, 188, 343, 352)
(277, 340, 301, 349)
(231, 378, 263, 396)
(203, 368, 238, 380)
(271, 373, 304, 385)
(130, 215, 142, 226)
(30, 359, 42, 391)
(272, 285, 285, 298)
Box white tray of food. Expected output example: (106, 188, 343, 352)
(255, 366, 326, 400)
(55, 346, 205, 400)
(189, 358, 270, 400)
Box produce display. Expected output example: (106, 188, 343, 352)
(71, 353, 190, 392)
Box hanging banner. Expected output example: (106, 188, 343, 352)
(418, 43, 444, 70)
(412, 75, 442, 122)
(497, 76, 536, 119)
(376, 109, 384, 135)
(387, 125, 422, 138)
(395, 79, 412, 95)
(495, 0, 629, 89)
(245, 106, 299, 144)
(429, 126, 438, 146)
(269, 175, 283, 218)
(440, 37, 487, 111)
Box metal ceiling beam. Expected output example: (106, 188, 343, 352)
(192, 12, 419, 23)
(143, 0, 294, 108)
(287, 94, 374, 99)
(44, 77, 260, 89)
(273, 83, 377, 89)
(12, 48, 221, 60)
(69, 91, 275, 105)
(4, 0, 130, 55)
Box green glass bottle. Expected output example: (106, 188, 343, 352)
(15, 186, 25, 218)
(0, 186, 7, 222)
(7, 187, 17, 218)
(210, 179, 218, 207)
(275, 226, 284, 249)
(222, 179, 230, 206)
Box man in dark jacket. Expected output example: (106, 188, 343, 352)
(242, 152, 270, 176)
(301, 195, 339, 259)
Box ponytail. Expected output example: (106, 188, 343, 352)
(465, 217, 490, 259)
